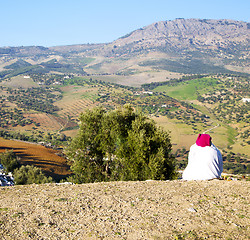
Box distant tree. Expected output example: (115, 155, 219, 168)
(65, 105, 176, 183)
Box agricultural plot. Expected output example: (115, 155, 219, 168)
(24, 113, 63, 131)
(55, 86, 98, 120)
(0, 75, 39, 89)
(152, 116, 195, 151)
(152, 116, 228, 151)
(153, 77, 221, 100)
(92, 70, 182, 87)
(0, 138, 71, 181)
(56, 99, 96, 120)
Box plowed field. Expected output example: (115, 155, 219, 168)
(0, 138, 71, 181)
(24, 113, 63, 131)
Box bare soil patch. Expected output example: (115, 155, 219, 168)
(0, 138, 71, 181)
(0, 180, 249, 239)
(93, 70, 182, 87)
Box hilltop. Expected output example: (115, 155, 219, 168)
(103, 19, 249, 58)
(0, 180, 249, 239)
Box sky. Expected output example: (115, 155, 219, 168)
(0, 0, 249, 47)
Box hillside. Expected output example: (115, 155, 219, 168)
(0, 74, 249, 177)
(0, 18, 249, 78)
(0, 138, 71, 181)
(106, 19, 249, 57)
(0, 18, 249, 178)
(0, 180, 249, 239)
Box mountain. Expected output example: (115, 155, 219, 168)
(0, 46, 50, 56)
(106, 19, 249, 56)
(0, 18, 249, 77)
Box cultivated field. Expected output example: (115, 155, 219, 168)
(0, 138, 71, 181)
(92, 70, 182, 87)
(153, 116, 231, 153)
(0, 76, 39, 89)
(55, 85, 98, 120)
(153, 77, 220, 100)
(24, 113, 63, 131)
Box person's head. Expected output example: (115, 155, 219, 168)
(196, 134, 211, 147)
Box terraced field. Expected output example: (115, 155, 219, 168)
(55, 86, 98, 120)
(56, 99, 97, 120)
(24, 113, 63, 131)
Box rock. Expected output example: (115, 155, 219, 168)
(187, 207, 197, 212)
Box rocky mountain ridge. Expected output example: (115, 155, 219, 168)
(0, 18, 249, 75)
(114, 18, 249, 51)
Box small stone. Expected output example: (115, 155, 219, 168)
(188, 207, 197, 212)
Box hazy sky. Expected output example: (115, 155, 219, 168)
(0, 0, 249, 47)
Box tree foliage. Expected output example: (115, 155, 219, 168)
(0, 150, 53, 185)
(13, 165, 53, 185)
(65, 105, 176, 183)
(0, 150, 20, 173)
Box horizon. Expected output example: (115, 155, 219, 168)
(0, 0, 249, 48)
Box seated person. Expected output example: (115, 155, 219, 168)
(182, 134, 223, 180)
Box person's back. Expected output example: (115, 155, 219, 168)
(182, 134, 223, 180)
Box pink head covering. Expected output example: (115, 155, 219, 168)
(196, 134, 211, 147)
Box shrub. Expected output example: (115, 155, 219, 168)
(13, 165, 53, 185)
(0, 150, 20, 173)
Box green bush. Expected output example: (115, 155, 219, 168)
(65, 105, 176, 183)
(0, 150, 20, 173)
(13, 165, 53, 185)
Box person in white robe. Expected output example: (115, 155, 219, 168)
(182, 134, 223, 180)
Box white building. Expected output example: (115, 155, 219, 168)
(242, 98, 250, 103)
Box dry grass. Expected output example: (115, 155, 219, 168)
(153, 116, 201, 151)
(0, 180, 249, 239)
(93, 70, 182, 87)
(0, 76, 39, 89)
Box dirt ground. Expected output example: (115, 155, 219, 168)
(0, 180, 249, 240)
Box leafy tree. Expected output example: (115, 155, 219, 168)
(65, 105, 176, 183)
(0, 150, 20, 173)
(13, 165, 53, 185)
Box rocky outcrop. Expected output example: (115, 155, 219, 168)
(107, 19, 249, 58)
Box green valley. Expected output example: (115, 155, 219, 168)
(0, 72, 249, 176)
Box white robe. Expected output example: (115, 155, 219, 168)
(182, 143, 223, 180)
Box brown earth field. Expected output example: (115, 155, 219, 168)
(0, 138, 71, 181)
(0, 180, 249, 240)
(23, 113, 64, 132)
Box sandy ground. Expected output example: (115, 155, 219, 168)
(0, 180, 249, 240)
